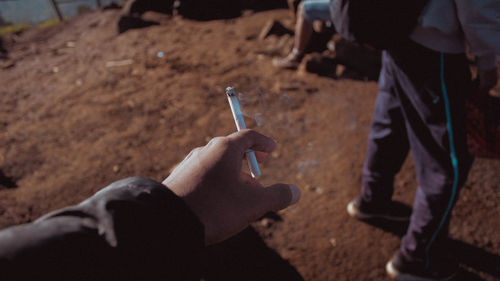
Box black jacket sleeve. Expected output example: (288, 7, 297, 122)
(0, 177, 205, 281)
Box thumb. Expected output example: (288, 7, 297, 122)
(262, 184, 301, 211)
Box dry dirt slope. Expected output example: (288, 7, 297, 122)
(0, 8, 499, 281)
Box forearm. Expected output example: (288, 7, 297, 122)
(0, 177, 204, 281)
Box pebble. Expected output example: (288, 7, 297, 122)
(336, 64, 346, 77)
(329, 238, 337, 247)
(260, 218, 272, 228)
(310, 186, 324, 194)
(1, 60, 15, 69)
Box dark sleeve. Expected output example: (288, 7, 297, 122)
(0, 177, 205, 281)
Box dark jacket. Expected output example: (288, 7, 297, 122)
(0, 177, 204, 280)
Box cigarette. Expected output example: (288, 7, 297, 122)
(226, 87, 262, 178)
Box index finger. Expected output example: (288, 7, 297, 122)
(228, 129, 277, 153)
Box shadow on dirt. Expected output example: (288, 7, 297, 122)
(0, 38, 7, 59)
(450, 239, 500, 281)
(201, 227, 304, 281)
(119, 0, 288, 33)
(177, 0, 288, 21)
(0, 170, 17, 189)
(118, 16, 159, 34)
(363, 217, 500, 281)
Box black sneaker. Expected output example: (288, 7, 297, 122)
(346, 196, 411, 222)
(386, 251, 457, 281)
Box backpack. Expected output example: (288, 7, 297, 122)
(333, 0, 430, 50)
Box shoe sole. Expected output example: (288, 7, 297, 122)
(386, 260, 456, 281)
(346, 201, 410, 222)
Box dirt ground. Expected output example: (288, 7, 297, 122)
(0, 7, 499, 281)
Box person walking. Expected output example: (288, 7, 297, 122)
(346, 0, 499, 280)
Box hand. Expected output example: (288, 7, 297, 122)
(478, 67, 498, 93)
(163, 130, 301, 245)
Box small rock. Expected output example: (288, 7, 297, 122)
(310, 186, 324, 194)
(131, 68, 142, 76)
(329, 238, 337, 247)
(112, 165, 120, 173)
(75, 79, 83, 86)
(1, 59, 15, 69)
(66, 41, 76, 48)
(241, 9, 254, 17)
(306, 87, 319, 94)
(336, 64, 346, 77)
(245, 34, 257, 41)
(271, 151, 280, 158)
(274, 80, 301, 92)
(260, 218, 273, 228)
(105, 59, 133, 67)
(52, 66, 59, 73)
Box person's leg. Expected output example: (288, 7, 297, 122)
(361, 52, 410, 204)
(273, 0, 333, 69)
(347, 51, 411, 221)
(292, 1, 314, 56)
(360, 74, 410, 206)
(385, 42, 473, 279)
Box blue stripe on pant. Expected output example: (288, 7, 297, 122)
(360, 42, 473, 265)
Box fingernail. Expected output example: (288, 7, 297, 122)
(288, 185, 301, 205)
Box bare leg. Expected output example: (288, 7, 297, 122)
(273, 5, 314, 69)
(293, 5, 314, 55)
